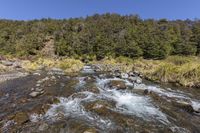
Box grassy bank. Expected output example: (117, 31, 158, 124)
(0, 56, 84, 74)
(92, 56, 200, 88)
(21, 58, 84, 73)
(133, 56, 200, 88)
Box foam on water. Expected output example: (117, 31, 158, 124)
(134, 83, 192, 100)
(45, 93, 113, 129)
(75, 77, 86, 89)
(44, 74, 199, 132)
(191, 101, 200, 111)
(96, 78, 169, 124)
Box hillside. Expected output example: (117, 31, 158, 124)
(0, 14, 200, 60)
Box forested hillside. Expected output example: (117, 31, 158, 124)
(0, 13, 200, 60)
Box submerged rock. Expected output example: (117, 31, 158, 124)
(38, 122, 49, 131)
(108, 80, 126, 90)
(83, 128, 97, 133)
(175, 101, 199, 113)
(13, 112, 29, 125)
(143, 89, 149, 95)
(121, 73, 129, 79)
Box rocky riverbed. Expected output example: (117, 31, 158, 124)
(0, 65, 200, 133)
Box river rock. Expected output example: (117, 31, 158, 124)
(35, 88, 43, 92)
(13, 61, 22, 68)
(136, 77, 142, 84)
(1, 60, 13, 66)
(175, 101, 197, 113)
(13, 112, 29, 125)
(29, 91, 41, 98)
(121, 73, 129, 79)
(108, 80, 126, 90)
(129, 76, 142, 84)
(0, 91, 3, 97)
(36, 84, 40, 87)
(143, 89, 149, 95)
(83, 128, 97, 133)
(49, 67, 65, 75)
(84, 86, 100, 94)
(38, 122, 49, 131)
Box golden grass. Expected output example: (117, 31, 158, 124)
(22, 58, 84, 73)
(133, 56, 200, 87)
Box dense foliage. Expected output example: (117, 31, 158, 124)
(0, 14, 200, 60)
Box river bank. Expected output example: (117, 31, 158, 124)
(91, 56, 200, 89)
(1, 56, 200, 88)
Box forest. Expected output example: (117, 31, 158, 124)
(0, 13, 200, 60)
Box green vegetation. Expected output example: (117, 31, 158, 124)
(132, 56, 200, 88)
(21, 58, 84, 73)
(0, 14, 200, 60)
(0, 14, 200, 87)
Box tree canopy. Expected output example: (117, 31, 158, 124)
(0, 14, 200, 60)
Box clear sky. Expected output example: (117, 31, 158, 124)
(0, 0, 199, 20)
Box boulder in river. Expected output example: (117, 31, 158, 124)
(83, 128, 97, 133)
(29, 91, 42, 98)
(38, 122, 49, 131)
(174, 101, 199, 113)
(13, 112, 29, 125)
(120, 73, 129, 79)
(108, 80, 126, 90)
(143, 89, 149, 95)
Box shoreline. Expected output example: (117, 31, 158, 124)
(0, 56, 200, 89)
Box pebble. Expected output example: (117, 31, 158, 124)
(35, 88, 43, 92)
(29, 92, 41, 98)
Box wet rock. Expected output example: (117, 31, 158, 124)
(13, 61, 22, 68)
(83, 128, 97, 133)
(37, 77, 49, 84)
(108, 80, 126, 90)
(13, 112, 29, 125)
(128, 72, 135, 76)
(129, 76, 137, 82)
(83, 86, 100, 94)
(36, 84, 40, 87)
(129, 76, 142, 84)
(136, 77, 142, 84)
(175, 101, 197, 113)
(143, 89, 149, 95)
(38, 122, 49, 131)
(1, 60, 13, 66)
(35, 88, 43, 92)
(121, 73, 129, 79)
(48, 67, 65, 75)
(0, 91, 3, 97)
(48, 97, 60, 104)
(84, 100, 115, 116)
(29, 91, 42, 98)
(114, 73, 121, 78)
(51, 76, 56, 80)
(133, 70, 140, 76)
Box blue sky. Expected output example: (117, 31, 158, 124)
(0, 0, 199, 20)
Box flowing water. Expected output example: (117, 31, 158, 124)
(0, 66, 200, 133)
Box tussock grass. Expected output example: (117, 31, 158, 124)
(133, 56, 200, 87)
(22, 58, 84, 73)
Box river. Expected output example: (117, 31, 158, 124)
(0, 65, 200, 133)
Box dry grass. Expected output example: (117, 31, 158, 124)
(22, 58, 84, 73)
(133, 56, 200, 87)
